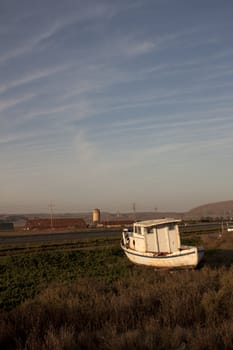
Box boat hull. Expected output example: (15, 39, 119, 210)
(121, 244, 204, 269)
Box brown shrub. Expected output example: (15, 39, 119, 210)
(1, 265, 233, 350)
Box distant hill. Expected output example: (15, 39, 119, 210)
(185, 200, 233, 219)
(100, 201, 233, 221)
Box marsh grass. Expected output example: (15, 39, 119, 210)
(0, 233, 233, 349)
(0, 246, 126, 310)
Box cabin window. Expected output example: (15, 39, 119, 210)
(168, 223, 175, 230)
(135, 226, 142, 234)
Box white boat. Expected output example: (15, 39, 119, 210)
(227, 222, 233, 232)
(121, 218, 204, 269)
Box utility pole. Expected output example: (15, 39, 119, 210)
(219, 220, 224, 238)
(48, 201, 55, 230)
(132, 202, 136, 221)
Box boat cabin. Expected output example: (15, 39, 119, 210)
(123, 218, 181, 254)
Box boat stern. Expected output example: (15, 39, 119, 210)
(197, 246, 205, 264)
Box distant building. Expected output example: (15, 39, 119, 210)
(0, 221, 14, 231)
(25, 218, 87, 230)
(101, 220, 134, 228)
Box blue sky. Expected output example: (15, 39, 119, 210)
(1, 0, 233, 214)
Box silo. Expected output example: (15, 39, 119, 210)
(93, 208, 100, 224)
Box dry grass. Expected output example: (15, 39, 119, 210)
(0, 233, 233, 350)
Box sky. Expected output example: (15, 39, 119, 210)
(1, 0, 233, 214)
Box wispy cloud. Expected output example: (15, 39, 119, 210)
(125, 40, 156, 56)
(0, 1, 140, 65)
(0, 92, 36, 112)
(0, 9, 91, 64)
(0, 64, 72, 95)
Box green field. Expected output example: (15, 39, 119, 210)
(0, 233, 233, 349)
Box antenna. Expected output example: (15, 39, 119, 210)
(132, 202, 136, 221)
(48, 201, 55, 230)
